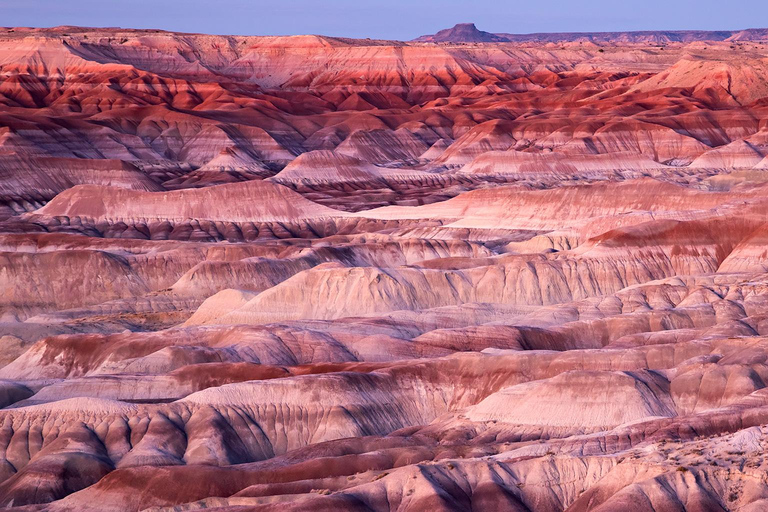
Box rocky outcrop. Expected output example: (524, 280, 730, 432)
(3, 24, 768, 512)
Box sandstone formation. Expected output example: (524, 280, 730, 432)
(1, 23, 768, 512)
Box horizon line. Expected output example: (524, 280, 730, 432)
(3, 23, 767, 42)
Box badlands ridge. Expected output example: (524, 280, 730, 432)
(1, 23, 768, 511)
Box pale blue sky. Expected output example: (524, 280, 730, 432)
(1, 0, 765, 39)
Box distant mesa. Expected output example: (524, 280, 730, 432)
(414, 23, 511, 43)
(415, 23, 768, 44)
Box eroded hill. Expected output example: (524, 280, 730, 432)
(1, 25, 768, 511)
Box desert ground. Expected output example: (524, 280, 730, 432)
(1, 23, 768, 511)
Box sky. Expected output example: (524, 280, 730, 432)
(2, 0, 766, 39)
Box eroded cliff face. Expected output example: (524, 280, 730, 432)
(2, 25, 768, 511)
